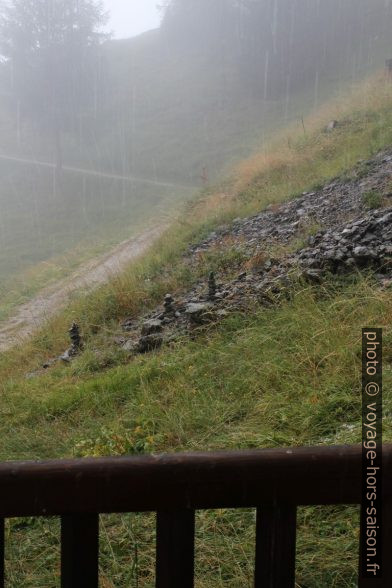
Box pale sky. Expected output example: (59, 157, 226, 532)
(104, 0, 162, 40)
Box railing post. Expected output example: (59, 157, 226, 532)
(61, 514, 99, 588)
(254, 504, 297, 587)
(0, 518, 4, 588)
(156, 509, 195, 588)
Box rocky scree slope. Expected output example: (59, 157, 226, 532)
(112, 149, 392, 356)
(44, 150, 391, 366)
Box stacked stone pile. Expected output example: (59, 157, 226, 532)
(298, 209, 392, 277)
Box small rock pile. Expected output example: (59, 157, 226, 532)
(121, 285, 222, 354)
(60, 322, 84, 362)
(298, 209, 392, 279)
(41, 322, 84, 370)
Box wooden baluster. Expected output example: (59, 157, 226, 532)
(254, 504, 297, 587)
(156, 509, 195, 588)
(0, 518, 4, 588)
(61, 514, 99, 588)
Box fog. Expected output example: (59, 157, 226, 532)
(104, 0, 161, 39)
(0, 0, 391, 313)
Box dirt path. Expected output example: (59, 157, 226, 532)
(0, 224, 168, 352)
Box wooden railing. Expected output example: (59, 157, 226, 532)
(0, 445, 391, 587)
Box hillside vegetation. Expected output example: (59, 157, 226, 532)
(0, 73, 391, 587)
(0, 0, 391, 320)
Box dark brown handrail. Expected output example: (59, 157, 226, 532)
(0, 444, 373, 516)
(0, 444, 391, 587)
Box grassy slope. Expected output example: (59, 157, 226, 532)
(1, 73, 392, 587)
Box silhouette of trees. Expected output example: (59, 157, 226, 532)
(0, 0, 108, 170)
(161, 0, 392, 98)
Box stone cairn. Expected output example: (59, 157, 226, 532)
(60, 322, 83, 362)
(163, 294, 176, 316)
(42, 322, 83, 367)
(69, 322, 82, 352)
(208, 272, 217, 301)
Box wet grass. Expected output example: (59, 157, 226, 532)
(2, 278, 391, 586)
(0, 73, 392, 586)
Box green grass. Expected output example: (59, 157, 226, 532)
(0, 73, 392, 586)
(362, 190, 384, 210)
(2, 278, 391, 586)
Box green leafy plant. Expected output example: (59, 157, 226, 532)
(73, 426, 158, 458)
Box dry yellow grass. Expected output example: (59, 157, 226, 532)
(189, 71, 392, 223)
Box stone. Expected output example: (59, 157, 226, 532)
(185, 302, 213, 325)
(353, 246, 371, 258)
(185, 302, 210, 314)
(122, 318, 134, 332)
(122, 339, 137, 352)
(60, 349, 72, 363)
(208, 271, 217, 301)
(141, 319, 163, 336)
(333, 250, 346, 262)
(136, 334, 164, 354)
(380, 277, 392, 289)
(302, 269, 322, 283)
(326, 120, 338, 132)
(69, 322, 82, 351)
(59, 322, 83, 363)
(42, 359, 56, 369)
(163, 294, 176, 316)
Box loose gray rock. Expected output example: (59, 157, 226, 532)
(185, 302, 214, 325)
(136, 334, 164, 353)
(302, 269, 322, 283)
(141, 319, 163, 336)
(122, 339, 137, 352)
(122, 318, 134, 332)
(326, 120, 338, 132)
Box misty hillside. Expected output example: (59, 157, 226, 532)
(98, 0, 392, 182)
(0, 0, 391, 302)
(1, 1, 392, 586)
(2, 0, 391, 179)
(58, 0, 392, 183)
(0, 68, 391, 586)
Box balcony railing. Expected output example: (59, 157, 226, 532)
(0, 444, 391, 587)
